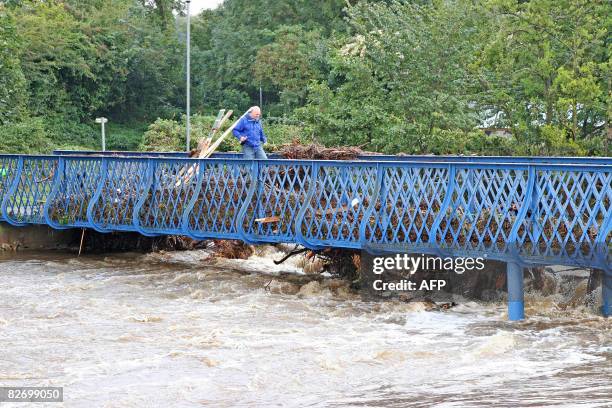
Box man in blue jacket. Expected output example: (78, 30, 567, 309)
(232, 106, 268, 159)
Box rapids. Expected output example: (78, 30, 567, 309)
(0, 249, 610, 407)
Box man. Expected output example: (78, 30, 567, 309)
(232, 106, 268, 159)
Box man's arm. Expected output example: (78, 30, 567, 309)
(232, 117, 245, 141)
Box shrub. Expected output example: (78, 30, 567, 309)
(0, 117, 52, 153)
(44, 117, 98, 149)
(141, 118, 184, 152)
(263, 123, 309, 151)
(141, 114, 220, 152)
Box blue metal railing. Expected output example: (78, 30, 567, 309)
(0, 153, 608, 271)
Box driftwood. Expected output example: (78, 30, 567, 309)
(195, 109, 224, 156)
(278, 140, 365, 160)
(196, 109, 233, 158)
(175, 109, 234, 188)
(255, 216, 281, 224)
(202, 109, 252, 158)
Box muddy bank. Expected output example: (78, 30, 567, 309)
(0, 223, 79, 251)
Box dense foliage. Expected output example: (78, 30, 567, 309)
(0, 0, 609, 155)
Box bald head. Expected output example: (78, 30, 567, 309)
(249, 106, 261, 120)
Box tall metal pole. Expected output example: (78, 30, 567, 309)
(185, 0, 191, 152)
(101, 121, 106, 152)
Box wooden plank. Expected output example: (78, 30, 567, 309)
(202, 109, 252, 158)
(197, 109, 233, 158)
(196, 109, 225, 156)
(255, 216, 280, 224)
(174, 109, 234, 188)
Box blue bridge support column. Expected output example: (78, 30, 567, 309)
(507, 262, 525, 321)
(603, 270, 611, 318)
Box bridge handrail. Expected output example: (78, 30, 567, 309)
(0, 154, 609, 271)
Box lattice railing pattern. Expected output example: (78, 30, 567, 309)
(45, 157, 103, 228)
(0, 154, 609, 270)
(298, 163, 377, 248)
(242, 162, 313, 243)
(88, 158, 150, 232)
(436, 167, 529, 255)
(185, 161, 253, 239)
(0, 155, 20, 221)
(135, 160, 201, 235)
(518, 168, 612, 269)
(2, 157, 57, 225)
(365, 165, 450, 246)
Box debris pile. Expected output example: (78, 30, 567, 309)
(277, 140, 365, 161)
(211, 239, 254, 259)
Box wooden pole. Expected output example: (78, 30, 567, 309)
(202, 109, 251, 158)
(78, 228, 86, 257)
(196, 109, 225, 156)
(175, 109, 234, 188)
(197, 109, 233, 158)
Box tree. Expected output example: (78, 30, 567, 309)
(189, 0, 347, 114)
(253, 26, 325, 114)
(300, 0, 489, 153)
(139, 0, 185, 29)
(14, 1, 129, 119)
(482, 0, 610, 154)
(0, 4, 27, 124)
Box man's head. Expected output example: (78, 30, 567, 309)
(249, 106, 261, 120)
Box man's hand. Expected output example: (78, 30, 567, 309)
(240, 136, 247, 144)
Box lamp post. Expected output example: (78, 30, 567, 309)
(95, 117, 108, 151)
(185, 0, 191, 152)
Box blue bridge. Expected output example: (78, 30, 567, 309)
(1, 151, 610, 320)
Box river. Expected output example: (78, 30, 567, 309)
(0, 249, 610, 407)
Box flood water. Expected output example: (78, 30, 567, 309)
(0, 249, 610, 407)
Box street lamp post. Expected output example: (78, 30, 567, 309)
(95, 117, 108, 151)
(185, 0, 191, 152)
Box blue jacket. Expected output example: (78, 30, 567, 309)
(232, 116, 267, 148)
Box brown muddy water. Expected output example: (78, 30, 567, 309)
(0, 248, 610, 407)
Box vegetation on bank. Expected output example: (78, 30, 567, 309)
(0, 0, 609, 156)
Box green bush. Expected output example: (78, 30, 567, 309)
(0, 117, 52, 153)
(465, 131, 515, 156)
(140, 114, 219, 152)
(577, 136, 610, 157)
(216, 120, 310, 153)
(141, 118, 184, 152)
(262, 123, 309, 151)
(44, 117, 98, 150)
